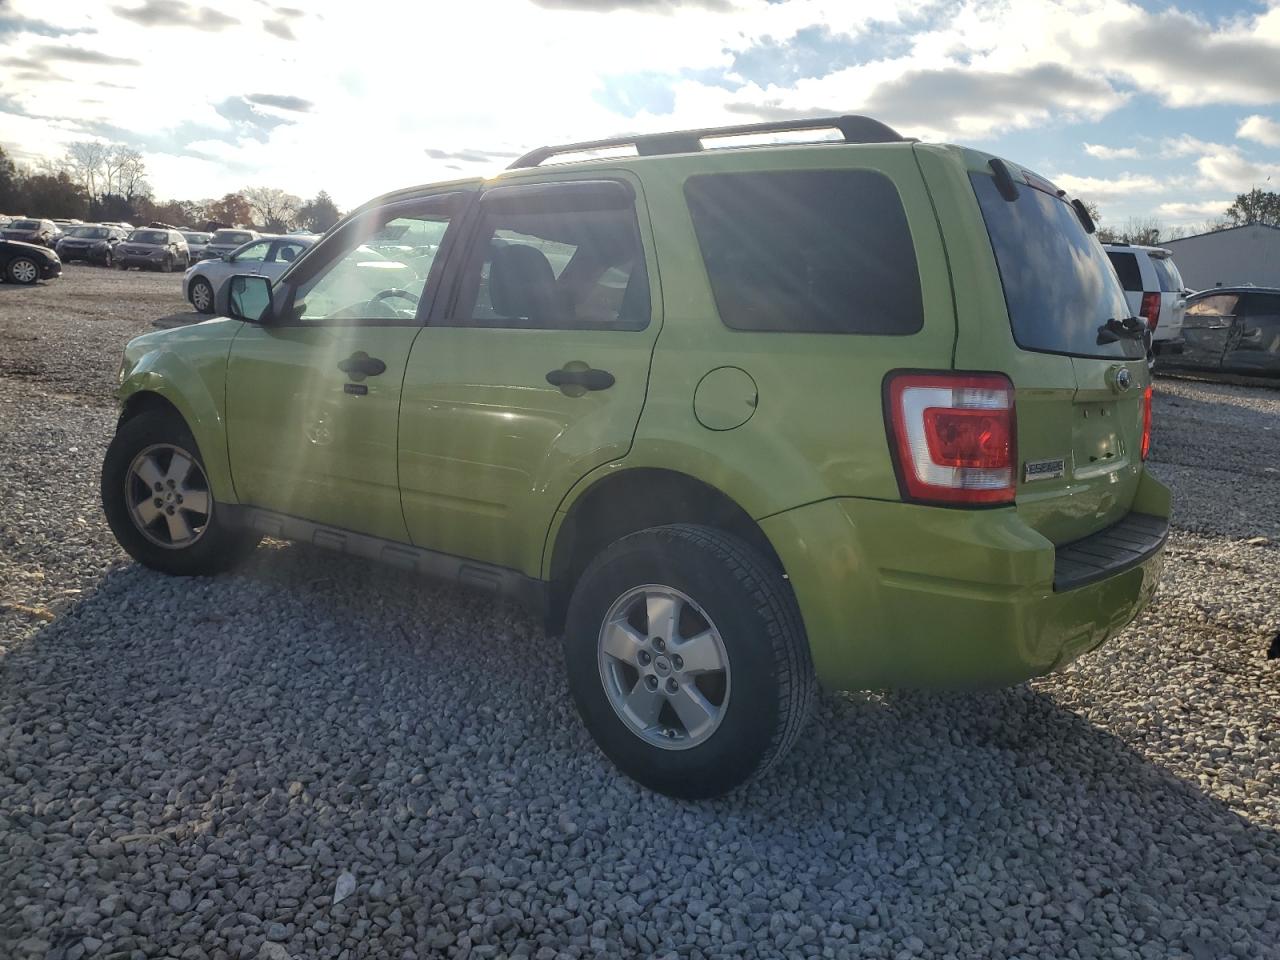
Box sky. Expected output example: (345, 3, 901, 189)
(1, 0, 1279, 228)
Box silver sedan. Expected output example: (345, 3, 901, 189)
(183, 235, 317, 313)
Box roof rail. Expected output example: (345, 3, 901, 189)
(507, 115, 909, 169)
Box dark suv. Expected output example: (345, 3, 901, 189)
(55, 224, 129, 265)
(116, 228, 190, 272)
(2, 218, 58, 247)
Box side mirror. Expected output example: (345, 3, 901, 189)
(228, 274, 273, 323)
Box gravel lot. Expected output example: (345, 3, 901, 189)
(2, 265, 1278, 960)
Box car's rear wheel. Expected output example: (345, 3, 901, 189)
(7, 257, 39, 284)
(564, 524, 815, 798)
(189, 277, 214, 313)
(102, 410, 260, 576)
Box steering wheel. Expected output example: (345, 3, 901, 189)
(373, 288, 419, 305)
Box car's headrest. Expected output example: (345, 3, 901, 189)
(488, 243, 560, 322)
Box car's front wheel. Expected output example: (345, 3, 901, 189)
(564, 524, 815, 798)
(101, 410, 260, 576)
(189, 277, 214, 313)
(7, 256, 40, 284)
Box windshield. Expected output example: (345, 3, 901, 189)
(212, 230, 252, 245)
(128, 230, 169, 244)
(1151, 256, 1183, 293)
(970, 171, 1142, 361)
(183, 232, 211, 243)
(68, 226, 110, 239)
(9, 220, 39, 230)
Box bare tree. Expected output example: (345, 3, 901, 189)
(64, 140, 109, 201)
(243, 186, 303, 231)
(112, 146, 151, 204)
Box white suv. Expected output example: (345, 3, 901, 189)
(1104, 243, 1188, 358)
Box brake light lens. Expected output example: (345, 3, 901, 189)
(1141, 384, 1152, 460)
(1140, 291, 1161, 332)
(885, 372, 1016, 505)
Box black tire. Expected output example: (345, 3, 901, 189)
(564, 524, 815, 799)
(102, 249, 114, 268)
(189, 277, 214, 314)
(160, 255, 173, 273)
(7, 256, 40, 284)
(116, 260, 128, 271)
(101, 410, 260, 576)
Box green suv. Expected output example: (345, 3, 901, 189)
(103, 116, 1169, 798)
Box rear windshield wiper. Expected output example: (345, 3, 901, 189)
(1096, 316, 1146, 345)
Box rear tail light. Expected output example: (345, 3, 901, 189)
(885, 372, 1016, 506)
(1141, 385, 1152, 460)
(1140, 291, 1161, 332)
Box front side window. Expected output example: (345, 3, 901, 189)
(684, 169, 923, 334)
(451, 180, 649, 330)
(291, 194, 460, 323)
(232, 241, 270, 263)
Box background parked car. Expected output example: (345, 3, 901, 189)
(115, 228, 189, 272)
(185, 234, 316, 313)
(182, 231, 212, 262)
(201, 228, 260, 260)
(1180, 287, 1280, 375)
(55, 224, 129, 265)
(1104, 243, 1188, 359)
(2, 218, 59, 247)
(0, 237, 62, 284)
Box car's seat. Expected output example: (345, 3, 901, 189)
(487, 244, 565, 324)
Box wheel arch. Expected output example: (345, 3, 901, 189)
(544, 467, 786, 634)
(117, 360, 236, 504)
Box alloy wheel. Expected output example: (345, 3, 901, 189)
(597, 585, 731, 750)
(124, 443, 211, 549)
(191, 280, 212, 312)
(10, 258, 38, 283)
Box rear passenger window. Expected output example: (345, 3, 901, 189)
(684, 170, 923, 335)
(452, 180, 650, 330)
(1106, 252, 1143, 292)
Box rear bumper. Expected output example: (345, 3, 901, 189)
(760, 471, 1171, 690)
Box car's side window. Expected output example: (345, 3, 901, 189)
(288, 193, 461, 324)
(271, 240, 306, 263)
(1106, 252, 1143, 292)
(449, 180, 650, 331)
(1186, 294, 1238, 317)
(233, 241, 270, 263)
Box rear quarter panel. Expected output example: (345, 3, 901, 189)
(616, 143, 957, 521)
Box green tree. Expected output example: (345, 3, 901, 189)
(1225, 188, 1280, 227)
(18, 171, 86, 219)
(298, 190, 341, 232)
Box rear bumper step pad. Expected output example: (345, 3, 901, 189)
(1053, 512, 1169, 592)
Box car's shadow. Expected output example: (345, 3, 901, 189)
(3, 541, 1277, 955)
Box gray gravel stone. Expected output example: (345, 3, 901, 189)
(1, 270, 1279, 959)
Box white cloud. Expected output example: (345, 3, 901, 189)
(1084, 142, 1139, 160)
(1051, 172, 1165, 199)
(1157, 200, 1234, 221)
(1238, 114, 1280, 146)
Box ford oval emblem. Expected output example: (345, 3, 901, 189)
(1113, 367, 1133, 393)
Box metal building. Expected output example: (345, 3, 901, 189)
(1163, 223, 1280, 291)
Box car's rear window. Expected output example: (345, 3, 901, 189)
(1106, 251, 1143, 292)
(213, 230, 252, 244)
(970, 171, 1142, 360)
(1151, 256, 1182, 293)
(684, 169, 923, 334)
